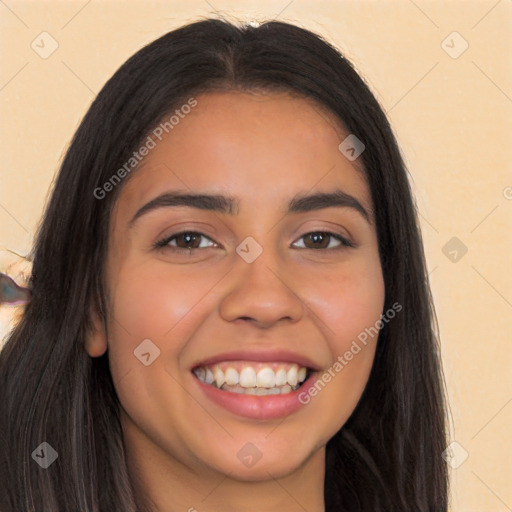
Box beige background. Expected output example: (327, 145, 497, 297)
(1, 1, 511, 510)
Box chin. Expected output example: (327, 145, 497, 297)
(201, 440, 318, 482)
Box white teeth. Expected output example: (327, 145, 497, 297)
(193, 362, 310, 394)
(275, 368, 287, 386)
(239, 367, 257, 388)
(287, 364, 298, 387)
(214, 367, 225, 388)
(224, 367, 239, 386)
(256, 367, 275, 388)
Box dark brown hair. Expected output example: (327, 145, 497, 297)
(0, 18, 448, 511)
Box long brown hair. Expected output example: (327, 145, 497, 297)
(0, 18, 448, 511)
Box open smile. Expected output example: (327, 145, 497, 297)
(193, 361, 311, 395)
(191, 353, 320, 420)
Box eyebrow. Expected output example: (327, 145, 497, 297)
(129, 189, 371, 227)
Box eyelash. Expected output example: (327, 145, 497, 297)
(153, 230, 355, 254)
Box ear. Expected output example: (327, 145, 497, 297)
(84, 304, 108, 357)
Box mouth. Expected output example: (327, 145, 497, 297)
(190, 351, 321, 419)
(192, 361, 312, 396)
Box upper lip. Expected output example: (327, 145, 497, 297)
(192, 349, 322, 371)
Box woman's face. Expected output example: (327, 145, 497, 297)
(87, 91, 385, 484)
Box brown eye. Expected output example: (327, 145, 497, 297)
(154, 231, 217, 253)
(303, 232, 330, 249)
(173, 232, 203, 249)
(293, 232, 354, 250)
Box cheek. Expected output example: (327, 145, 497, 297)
(104, 259, 232, 404)
(306, 257, 385, 346)
(104, 262, 211, 436)
(300, 258, 384, 429)
(108, 260, 216, 338)
(104, 261, 210, 391)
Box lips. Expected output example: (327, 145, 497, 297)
(191, 349, 319, 394)
(190, 349, 320, 419)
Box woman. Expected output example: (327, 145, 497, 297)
(0, 18, 449, 511)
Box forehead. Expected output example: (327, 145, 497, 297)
(116, 91, 371, 218)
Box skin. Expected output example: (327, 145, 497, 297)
(86, 91, 385, 512)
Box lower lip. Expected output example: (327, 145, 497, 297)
(193, 374, 318, 420)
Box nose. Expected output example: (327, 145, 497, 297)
(219, 247, 304, 329)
